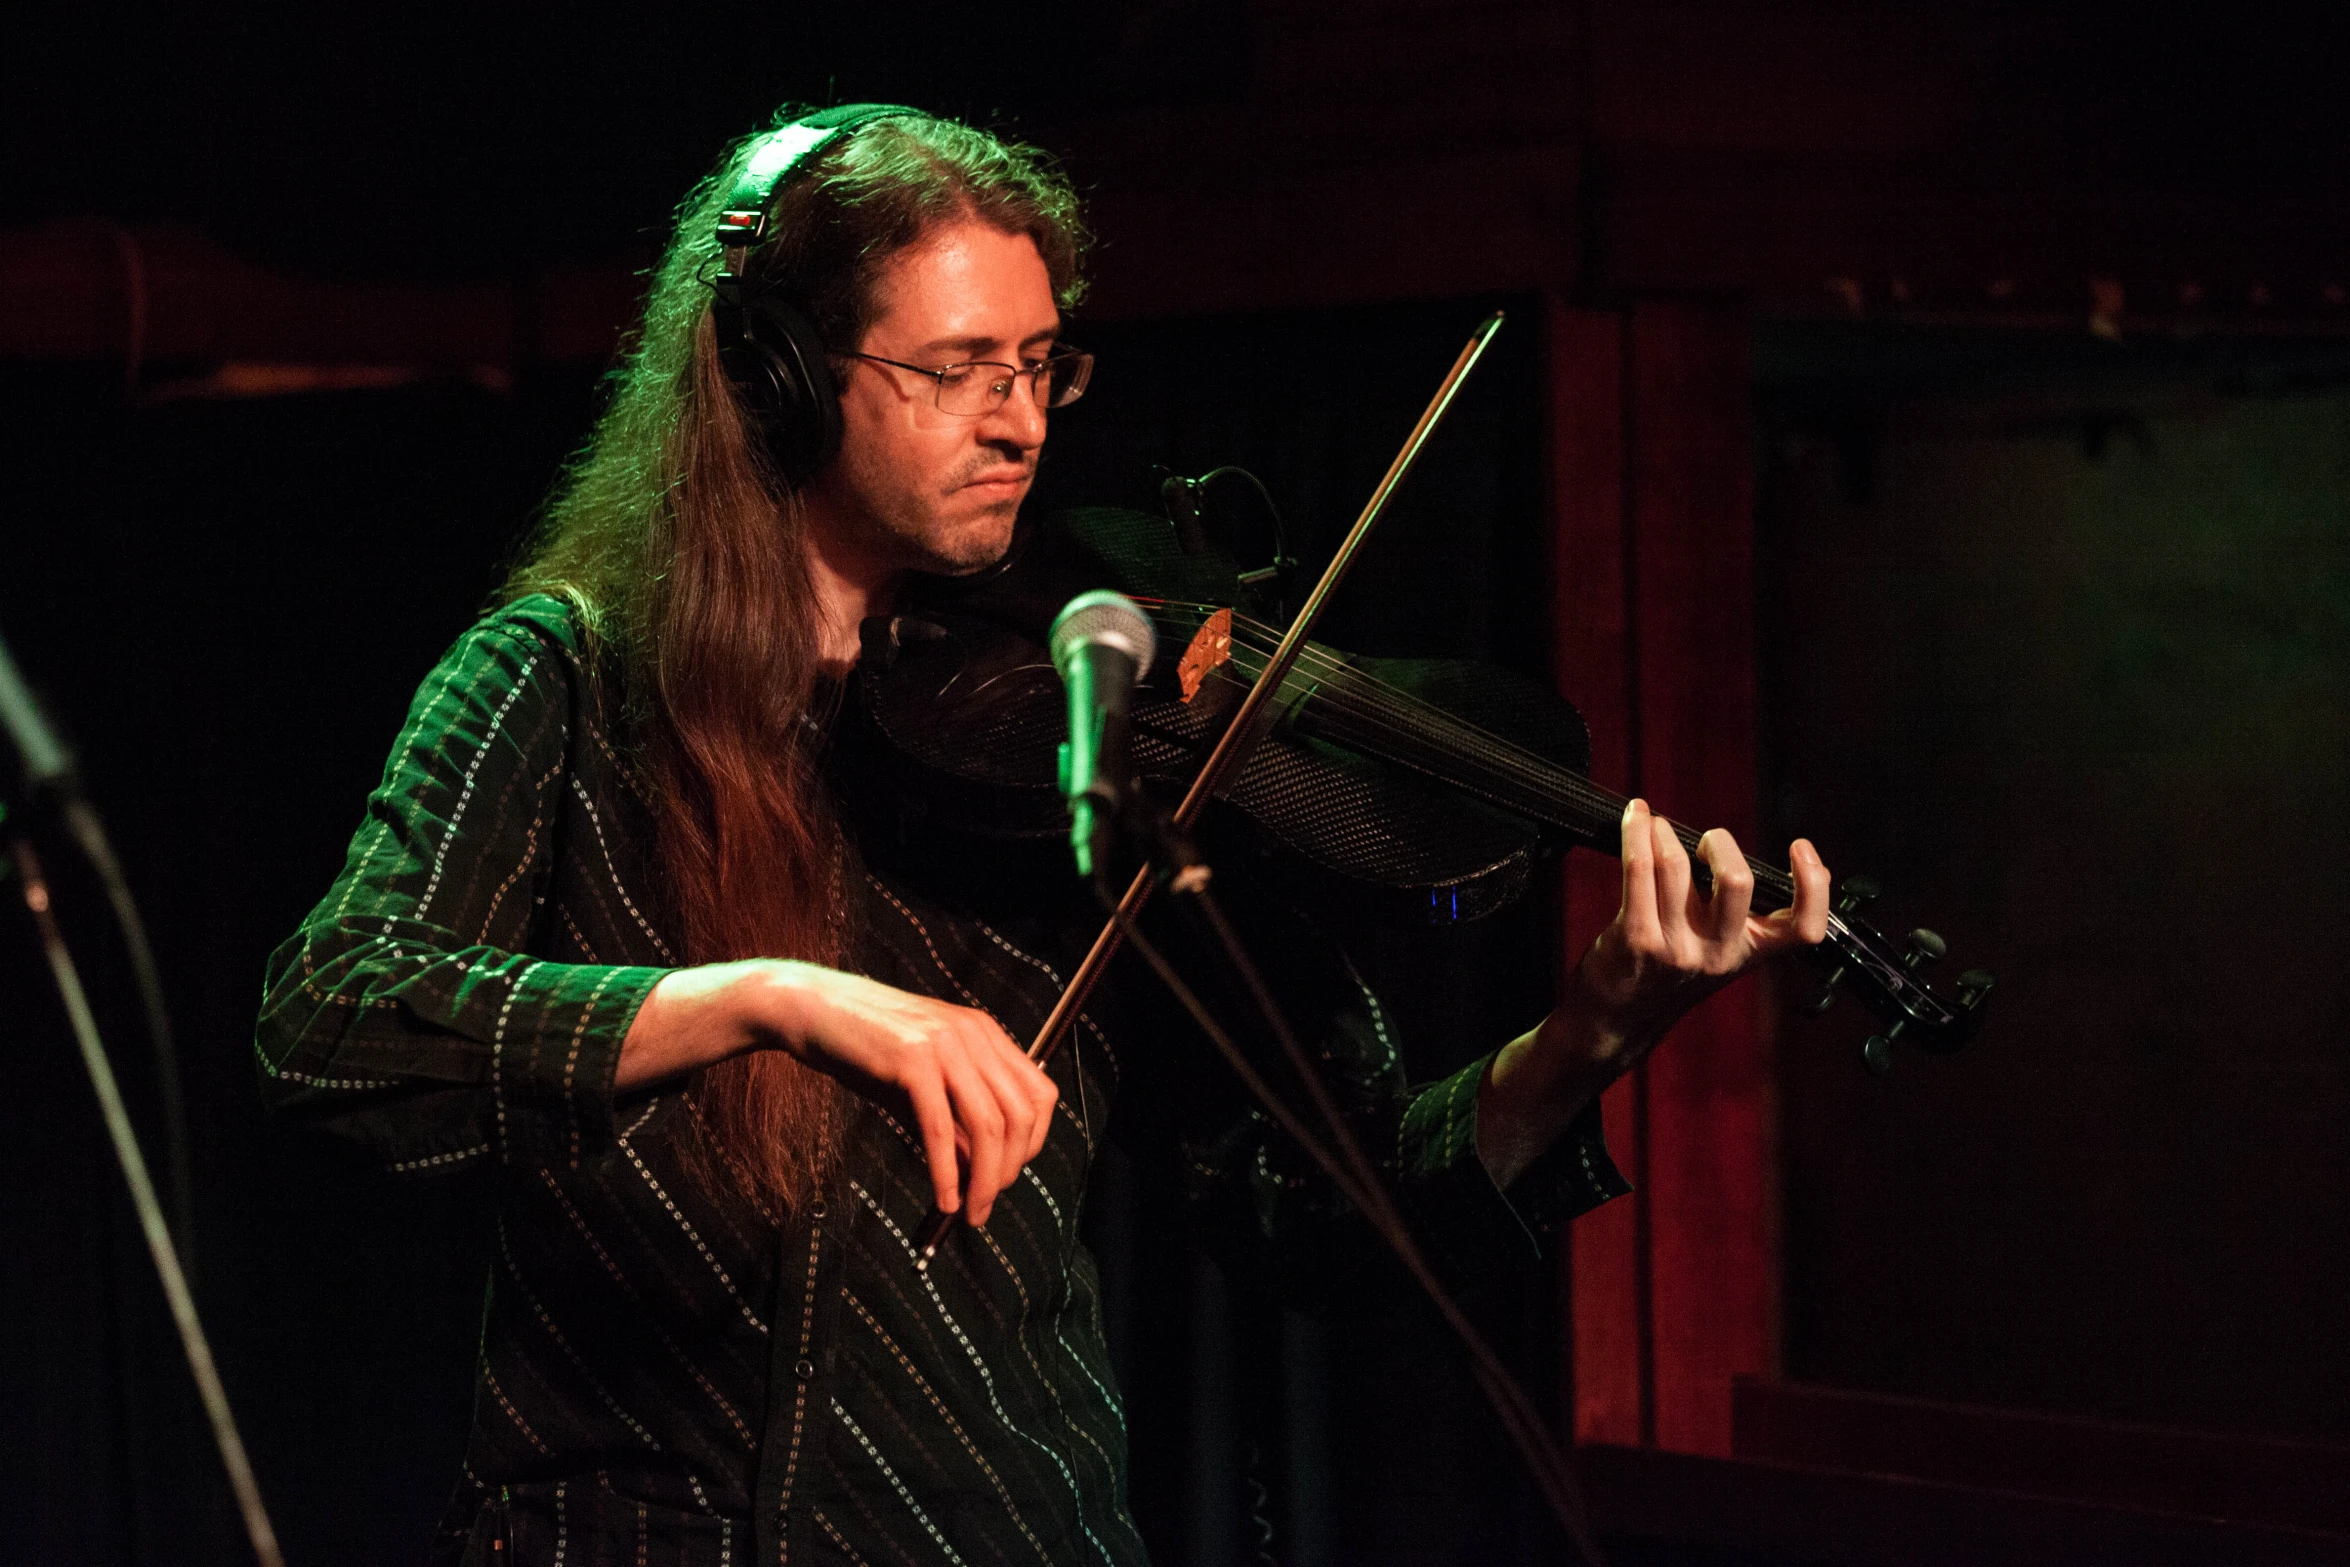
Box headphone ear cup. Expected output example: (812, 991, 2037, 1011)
(736, 292, 841, 485)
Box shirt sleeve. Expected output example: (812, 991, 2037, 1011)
(254, 610, 670, 1176)
(1395, 1056, 1631, 1278)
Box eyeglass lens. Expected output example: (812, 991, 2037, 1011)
(935, 354, 1092, 414)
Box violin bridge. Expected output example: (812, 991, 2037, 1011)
(1177, 608, 1235, 703)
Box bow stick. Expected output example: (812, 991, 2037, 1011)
(913, 310, 1506, 1268)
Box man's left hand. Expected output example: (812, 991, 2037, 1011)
(1476, 797, 1832, 1187)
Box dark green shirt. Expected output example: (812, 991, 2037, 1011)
(256, 594, 1626, 1566)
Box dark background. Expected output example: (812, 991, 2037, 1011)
(7, 2, 2350, 1563)
(1754, 323, 2350, 1436)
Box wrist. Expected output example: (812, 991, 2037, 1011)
(737, 959, 831, 1059)
(1476, 962, 1661, 1187)
(621, 959, 808, 1089)
(1520, 965, 1649, 1106)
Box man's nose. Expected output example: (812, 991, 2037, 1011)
(978, 382, 1048, 451)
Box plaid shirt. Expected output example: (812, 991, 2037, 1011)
(256, 594, 1626, 1566)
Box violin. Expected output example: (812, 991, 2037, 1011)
(852, 504, 1995, 1075)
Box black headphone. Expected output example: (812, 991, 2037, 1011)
(710, 103, 918, 485)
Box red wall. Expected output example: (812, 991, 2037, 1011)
(1549, 299, 1776, 1456)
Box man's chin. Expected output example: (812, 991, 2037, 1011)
(910, 502, 1022, 577)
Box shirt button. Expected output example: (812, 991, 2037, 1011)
(794, 1358, 817, 1381)
(808, 1199, 828, 1220)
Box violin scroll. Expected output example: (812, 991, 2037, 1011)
(1798, 873, 1995, 1073)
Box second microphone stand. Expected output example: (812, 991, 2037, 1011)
(1093, 795, 1609, 1567)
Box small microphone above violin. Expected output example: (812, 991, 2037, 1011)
(1158, 470, 1211, 557)
(1156, 464, 1300, 619)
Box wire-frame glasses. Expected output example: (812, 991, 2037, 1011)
(840, 349, 1094, 415)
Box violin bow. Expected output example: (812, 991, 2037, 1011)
(914, 310, 1506, 1267)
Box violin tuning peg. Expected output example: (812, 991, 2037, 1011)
(1957, 968, 1996, 1000)
(1801, 962, 1848, 1014)
(1835, 875, 1882, 914)
(1903, 928, 1947, 969)
(1860, 1018, 1907, 1076)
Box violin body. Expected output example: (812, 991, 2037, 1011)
(851, 507, 1595, 924)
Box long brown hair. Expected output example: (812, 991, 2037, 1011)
(503, 110, 1088, 1214)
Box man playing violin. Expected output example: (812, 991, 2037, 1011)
(257, 105, 1830, 1566)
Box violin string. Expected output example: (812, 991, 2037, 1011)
(1146, 607, 1888, 989)
(1199, 613, 1802, 903)
(1159, 601, 1603, 804)
(1158, 600, 1638, 837)
(1151, 601, 1801, 908)
(1303, 678, 1802, 909)
(1219, 614, 1739, 861)
(1145, 609, 1893, 996)
(1176, 608, 1598, 813)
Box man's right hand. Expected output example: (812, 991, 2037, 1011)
(622, 960, 1057, 1226)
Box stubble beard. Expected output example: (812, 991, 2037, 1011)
(909, 497, 1022, 576)
(864, 459, 1031, 577)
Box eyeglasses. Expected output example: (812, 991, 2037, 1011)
(839, 349, 1094, 415)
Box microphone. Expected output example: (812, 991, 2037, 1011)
(0, 627, 76, 814)
(1159, 470, 1210, 556)
(1049, 590, 1156, 879)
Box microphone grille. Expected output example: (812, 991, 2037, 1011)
(1048, 590, 1157, 679)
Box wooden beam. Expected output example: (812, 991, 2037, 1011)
(0, 221, 641, 375)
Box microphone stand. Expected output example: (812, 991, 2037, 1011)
(2, 628, 285, 1567)
(1093, 798, 1610, 1567)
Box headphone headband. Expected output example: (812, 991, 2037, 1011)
(714, 103, 918, 254)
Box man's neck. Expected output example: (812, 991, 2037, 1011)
(802, 506, 900, 676)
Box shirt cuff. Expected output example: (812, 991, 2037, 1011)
(1396, 1054, 1632, 1267)
(475, 957, 669, 1170)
